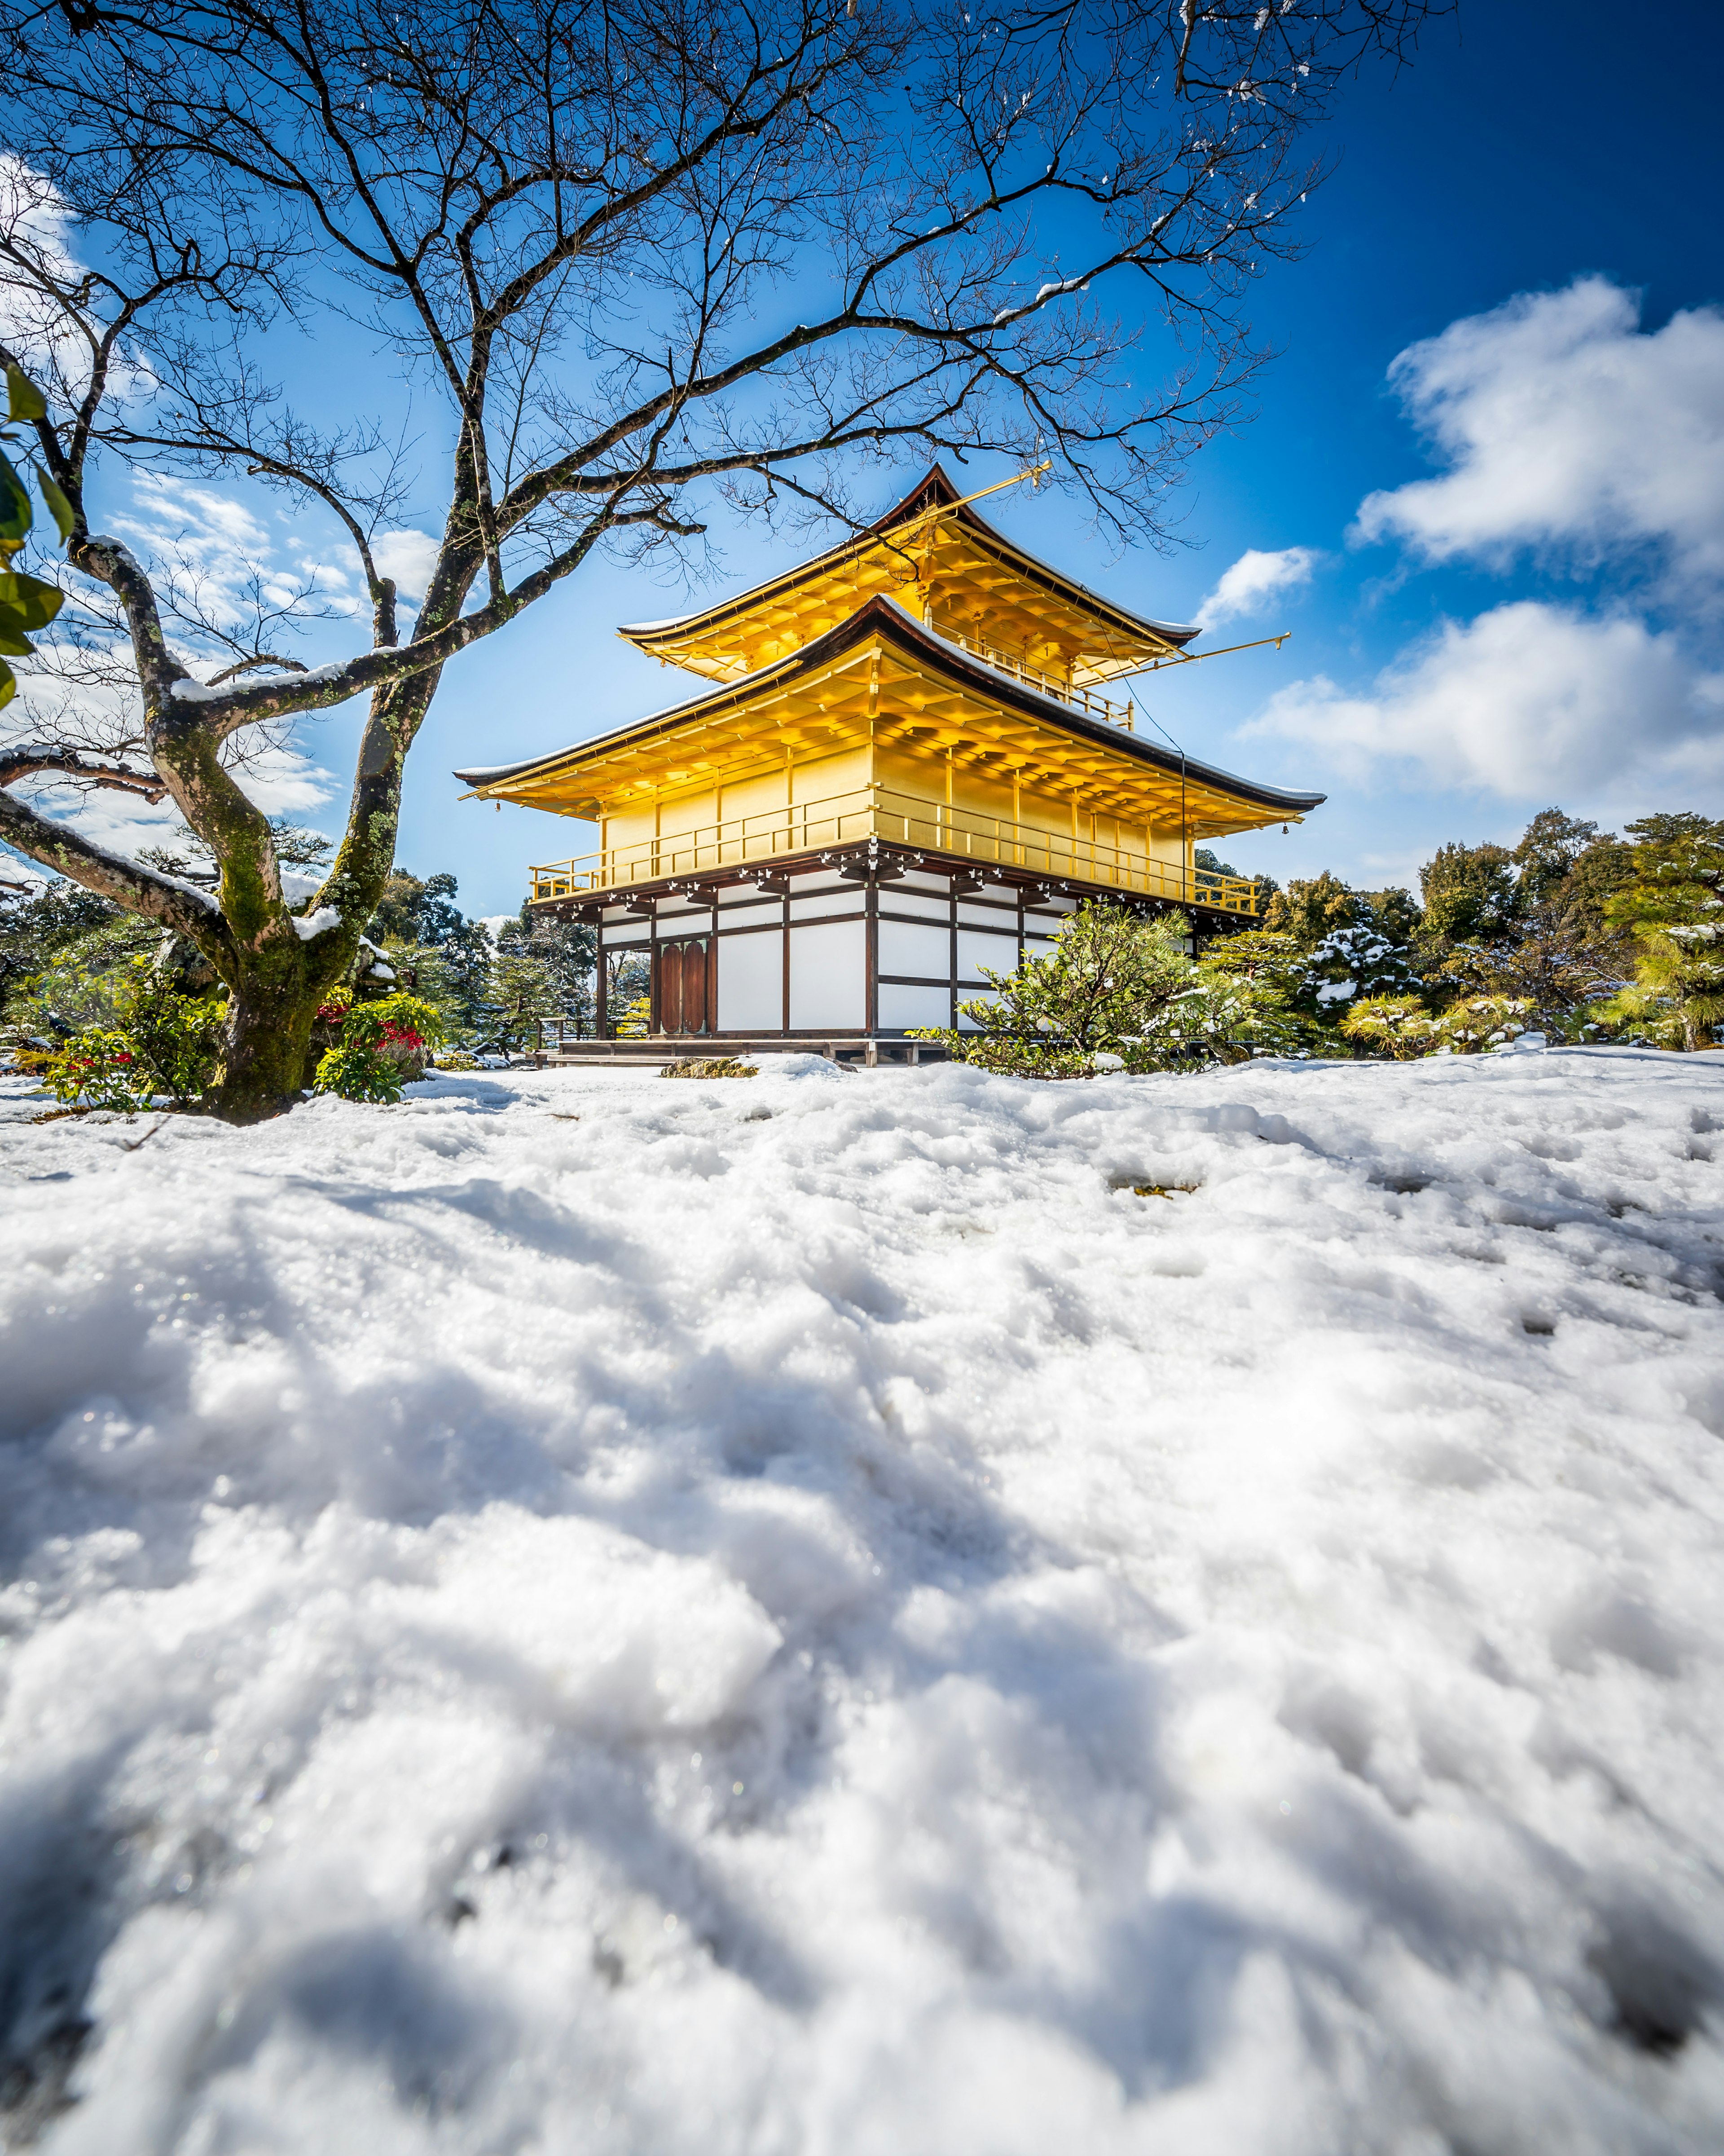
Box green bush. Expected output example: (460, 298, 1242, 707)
(312, 992, 444, 1104)
(20, 955, 226, 1110)
(915, 902, 1300, 1079)
(1342, 992, 1537, 1059)
(663, 1056, 759, 1079)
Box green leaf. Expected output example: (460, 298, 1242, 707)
(33, 464, 74, 543)
(5, 366, 47, 423)
(0, 659, 13, 711)
(0, 448, 31, 549)
(0, 622, 37, 657)
(0, 569, 65, 631)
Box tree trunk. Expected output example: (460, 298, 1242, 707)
(208, 961, 323, 1123)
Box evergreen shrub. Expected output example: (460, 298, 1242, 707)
(19, 955, 226, 1110)
(312, 992, 444, 1104)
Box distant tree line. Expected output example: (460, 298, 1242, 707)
(8, 803, 1720, 1097)
(1208, 807, 1724, 1055)
(927, 807, 1724, 1075)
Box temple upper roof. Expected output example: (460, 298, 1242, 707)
(617, 465, 1202, 689)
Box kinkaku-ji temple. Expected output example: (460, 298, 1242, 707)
(456, 466, 1325, 1057)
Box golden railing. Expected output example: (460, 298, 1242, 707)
(937, 626, 1134, 729)
(529, 784, 1261, 916)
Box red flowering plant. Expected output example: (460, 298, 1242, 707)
(312, 992, 444, 1104)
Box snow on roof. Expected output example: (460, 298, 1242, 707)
(616, 611, 707, 635)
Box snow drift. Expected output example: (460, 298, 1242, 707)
(3, 1049, 1723, 2153)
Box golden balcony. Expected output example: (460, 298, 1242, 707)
(528, 783, 1262, 917)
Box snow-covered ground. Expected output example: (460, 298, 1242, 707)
(4, 1050, 1724, 2155)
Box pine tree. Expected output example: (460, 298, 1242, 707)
(1261, 871, 1366, 948)
(1511, 809, 1603, 907)
(497, 905, 597, 1029)
(1419, 841, 1520, 945)
(485, 939, 567, 1054)
(1239, 879, 1421, 1034)
(1602, 815, 1724, 1050)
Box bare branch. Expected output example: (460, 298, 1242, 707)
(0, 784, 233, 953)
(0, 745, 167, 798)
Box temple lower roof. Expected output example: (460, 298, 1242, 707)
(456, 594, 1324, 837)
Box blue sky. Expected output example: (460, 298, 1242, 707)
(12, 0, 1723, 916)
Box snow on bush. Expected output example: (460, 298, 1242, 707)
(3, 1049, 1723, 2152)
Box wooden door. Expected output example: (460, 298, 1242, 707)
(657, 938, 709, 1034)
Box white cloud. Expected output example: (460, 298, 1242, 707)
(1245, 601, 1724, 799)
(117, 472, 274, 608)
(1195, 546, 1319, 630)
(372, 529, 442, 603)
(239, 738, 338, 816)
(0, 157, 80, 359)
(1355, 278, 1724, 591)
(0, 158, 156, 405)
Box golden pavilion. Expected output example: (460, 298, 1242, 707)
(456, 466, 1324, 1048)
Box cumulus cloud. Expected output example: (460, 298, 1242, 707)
(372, 529, 442, 603)
(1195, 546, 1319, 630)
(1355, 278, 1724, 592)
(1245, 600, 1724, 799)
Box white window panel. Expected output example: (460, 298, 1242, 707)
(606, 933, 651, 950)
(955, 984, 1000, 1031)
(717, 888, 779, 911)
(878, 919, 950, 979)
(957, 900, 1016, 928)
(789, 892, 863, 920)
(956, 927, 1018, 983)
(717, 929, 783, 1031)
(879, 888, 949, 921)
(879, 983, 950, 1031)
(789, 919, 865, 1028)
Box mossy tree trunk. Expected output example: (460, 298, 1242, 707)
(197, 658, 454, 1120)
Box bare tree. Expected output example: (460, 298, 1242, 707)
(0, 0, 1442, 1118)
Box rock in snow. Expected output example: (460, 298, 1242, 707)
(2, 1049, 1723, 2153)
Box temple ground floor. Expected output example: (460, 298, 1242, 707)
(528, 838, 1254, 1054)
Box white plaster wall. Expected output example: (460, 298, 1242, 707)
(956, 927, 1018, 983)
(877, 920, 949, 980)
(717, 930, 783, 1032)
(788, 920, 866, 1029)
(881, 889, 949, 921)
(878, 984, 950, 1031)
